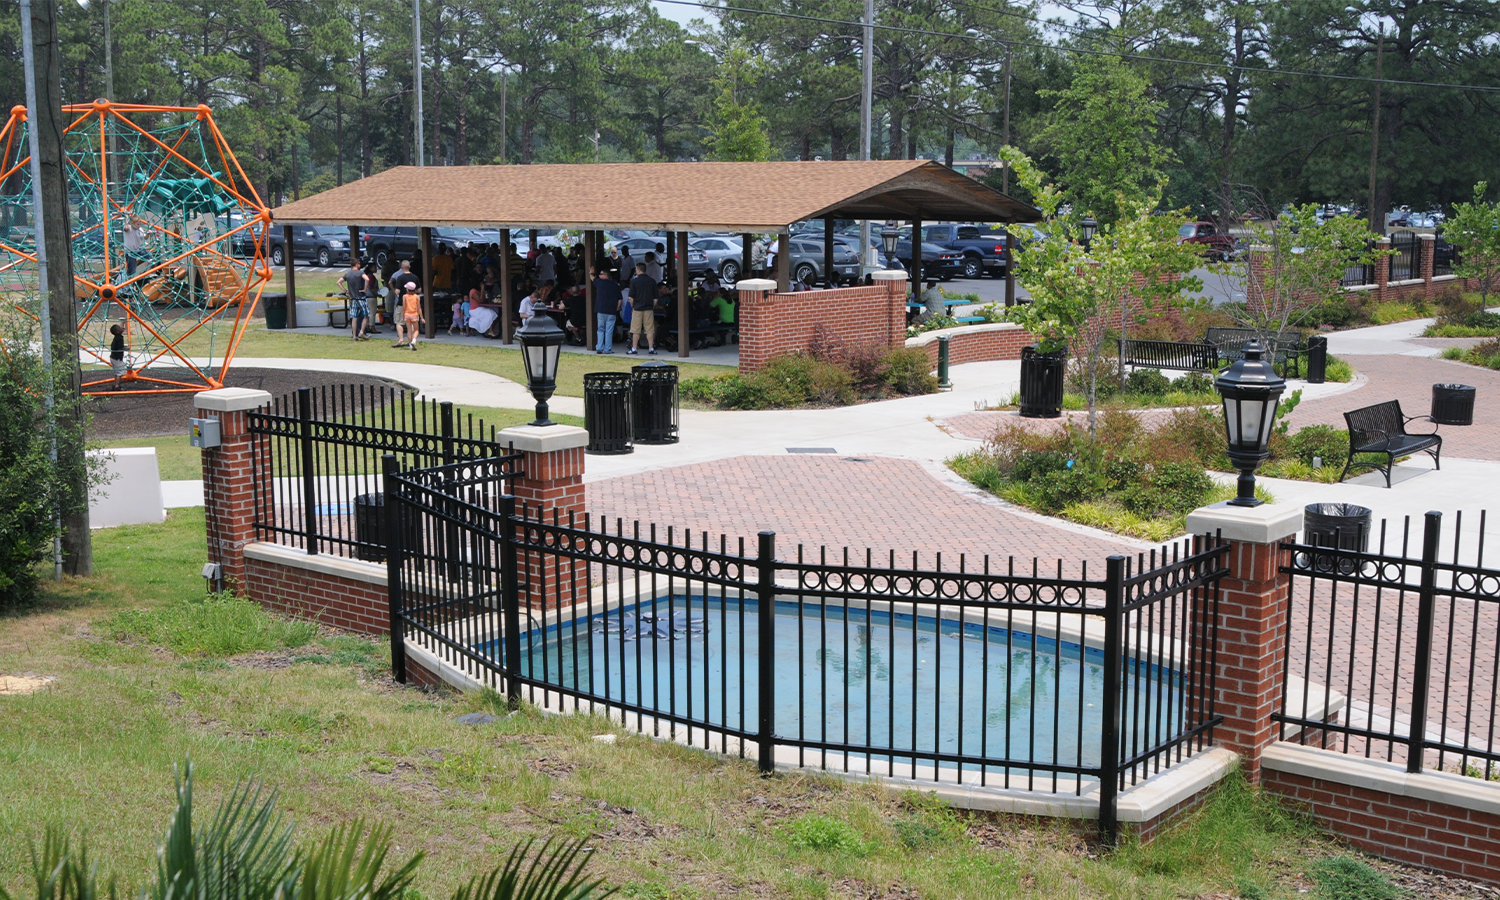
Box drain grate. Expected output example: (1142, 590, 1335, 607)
(786, 447, 837, 454)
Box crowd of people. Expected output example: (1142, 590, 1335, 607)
(338, 238, 741, 355)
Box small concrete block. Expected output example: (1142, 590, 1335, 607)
(498, 424, 590, 454)
(454, 713, 499, 726)
(870, 269, 910, 282)
(593, 734, 617, 744)
(733, 278, 777, 292)
(194, 387, 273, 412)
(87, 447, 166, 528)
(1185, 500, 1303, 545)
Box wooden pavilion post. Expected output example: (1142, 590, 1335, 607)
(282, 223, 298, 327)
(584, 229, 596, 350)
(823, 217, 835, 287)
(776, 232, 790, 293)
(1005, 230, 1016, 307)
(741, 233, 753, 281)
(419, 226, 434, 338)
(348, 225, 360, 264)
(500, 227, 513, 344)
(676, 231, 690, 358)
(910, 216, 923, 290)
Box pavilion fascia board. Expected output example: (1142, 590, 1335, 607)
(278, 216, 800, 233)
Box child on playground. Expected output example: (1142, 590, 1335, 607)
(109, 322, 127, 389)
(394, 286, 424, 351)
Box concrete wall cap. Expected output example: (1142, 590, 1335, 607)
(1185, 500, 1303, 545)
(734, 278, 777, 292)
(1249, 244, 1273, 253)
(870, 270, 910, 282)
(194, 387, 273, 412)
(1264, 743, 1500, 818)
(1417, 233, 1436, 241)
(498, 424, 590, 454)
(905, 321, 1024, 347)
(244, 541, 387, 586)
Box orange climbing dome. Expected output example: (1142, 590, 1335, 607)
(0, 103, 273, 394)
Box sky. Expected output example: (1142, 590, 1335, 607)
(653, 0, 714, 29)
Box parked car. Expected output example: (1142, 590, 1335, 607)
(690, 236, 744, 281)
(360, 226, 485, 266)
(908, 223, 1011, 278)
(1176, 221, 1236, 261)
(267, 223, 352, 267)
(890, 239, 964, 281)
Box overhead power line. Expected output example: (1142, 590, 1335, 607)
(663, 0, 1500, 94)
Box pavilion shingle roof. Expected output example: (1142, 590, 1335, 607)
(271, 160, 1038, 230)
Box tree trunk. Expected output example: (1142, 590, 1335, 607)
(944, 124, 954, 167)
(290, 138, 299, 199)
(455, 98, 468, 166)
(887, 104, 902, 159)
(335, 93, 344, 185)
(800, 134, 811, 161)
(31, 0, 93, 574)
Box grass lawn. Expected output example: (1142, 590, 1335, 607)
(171, 324, 729, 399)
(0, 513, 1409, 900)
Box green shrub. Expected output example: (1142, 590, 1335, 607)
(1441, 346, 1466, 360)
(1125, 367, 1173, 397)
(1011, 448, 1071, 482)
(679, 374, 737, 405)
(1370, 301, 1424, 325)
(1122, 462, 1213, 518)
(1287, 425, 1349, 467)
(883, 347, 939, 395)
(1176, 371, 1215, 395)
(783, 815, 866, 855)
(102, 591, 317, 657)
(1324, 355, 1354, 383)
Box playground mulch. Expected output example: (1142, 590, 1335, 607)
(86, 368, 401, 440)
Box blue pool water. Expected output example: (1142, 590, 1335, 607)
(493, 596, 1180, 771)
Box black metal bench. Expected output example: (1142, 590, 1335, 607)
(1341, 399, 1442, 488)
(1205, 327, 1305, 377)
(1117, 338, 1219, 373)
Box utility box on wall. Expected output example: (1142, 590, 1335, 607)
(189, 417, 221, 449)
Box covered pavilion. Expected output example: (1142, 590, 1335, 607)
(270, 159, 1039, 356)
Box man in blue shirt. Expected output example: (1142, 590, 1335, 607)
(593, 266, 623, 354)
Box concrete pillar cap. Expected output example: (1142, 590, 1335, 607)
(498, 424, 589, 453)
(194, 387, 272, 412)
(734, 278, 777, 292)
(1185, 500, 1303, 545)
(871, 270, 909, 282)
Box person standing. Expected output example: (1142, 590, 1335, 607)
(643, 251, 663, 284)
(109, 322, 127, 390)
(618, 246, 635, 285)
(122, 215, 147, 286)
(534, 245, 556, 284)
(592, 265, 622, 354)
(344, 259, 370, 340)
(432, 244, 454, 291)
(362, 263, 382, 332)
(394, 285, 424, 350)
(627, 262, 657, 355)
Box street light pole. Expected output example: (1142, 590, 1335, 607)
(412, 0, 424, 166)
(1002, 48, 1011, 193)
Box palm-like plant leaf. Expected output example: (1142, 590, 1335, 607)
(291, 821, 421, 900)
(0, 830, 117, 900)
(450, 837, 615, 900)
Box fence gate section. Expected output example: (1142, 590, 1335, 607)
(384, 456, 1228, 842)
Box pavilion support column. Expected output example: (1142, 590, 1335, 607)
(283, 224, 298, 327)
(528, 229, 537, 257)
(1005, 230, 1017, 307)
(776, 233, 790, 294)
(741, 234, 753, 281)
(823, 217, 835, 288)
(501, 227, 513, 344)
(676, 231, 690, 359)
(420, 226, 434, 338)
(584, 230, 596, 350)
(910, 216, 923, 291)
(348, 225, 360, 264)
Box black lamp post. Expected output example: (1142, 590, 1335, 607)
(1080, 216, 1098, 248)
(516, 312, 564, 426)
(1214, 340, 1286, 507)
(880, 221, 900, 266)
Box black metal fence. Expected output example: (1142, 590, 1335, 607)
(1388, 230, 1419, 281)
(247, 385, 523, 558)
(385, 457, 1228, 842)
(1276, 511, 1500, 777)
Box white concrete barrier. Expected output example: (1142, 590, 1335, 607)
(87, 447, 166, 528)
(294, 299, 330, 328)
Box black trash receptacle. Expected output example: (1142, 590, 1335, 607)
(1304, 335, 1329, 384)
(1304, 503, 1372, 573)
(263, 292, 288, 330)
(631, 363, 679, 444)
(583, 372, 633, 455)
(354, 492, 420, 562)
(1432, 383, 1476, 426)
(1019, 345, 1067, 418)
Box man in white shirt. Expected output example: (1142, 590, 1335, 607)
(533, 248, 556, 283)
(123, 215, 147, 278)
(644, 251, 663, 283)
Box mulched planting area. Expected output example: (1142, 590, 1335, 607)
(86, 368, 402, 440)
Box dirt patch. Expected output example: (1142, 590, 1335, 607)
(0, 674, 56, 695)
(87, 368, 404, 439)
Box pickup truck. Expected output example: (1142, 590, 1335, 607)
(1176, 221, 1236, 261)
(904, 223, 1010, 279)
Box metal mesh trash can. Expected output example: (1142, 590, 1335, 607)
(583, 372, 633, 454)
(1019, 346, 1066, 419)
(1432, 383, 1476, 426)
(631, 363, 679, 444)
(1303, 502, 1372, 574)
(354, 493, 420, 562)
(1304, 335, 1328, 384)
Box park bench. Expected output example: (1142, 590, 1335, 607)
(1117, 338, 1219, 373)
(1340, 399, 1442, 488)
(1205, 327, 1305, 377)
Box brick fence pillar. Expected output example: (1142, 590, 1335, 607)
(1245, 245, 1272, 315)
(194, 387, 273, 590)
(1185, 500, 1304, 783)
(1418, 233, 1436, 299)
(733, 278, 777, 374)
(498, 424, 589, 610)
(1374, 237, 1391, 301)
(870, 269, 909, 348)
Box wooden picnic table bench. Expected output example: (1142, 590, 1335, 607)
(1340, 399, 1442, 487)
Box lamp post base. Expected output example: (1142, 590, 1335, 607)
(530, 399, 554, 428)
(1227, 469, 1264, 507)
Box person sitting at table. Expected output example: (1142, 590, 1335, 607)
(919, 279, 944, 322)
(690, 288, 714, 327)
(482, 264, 500, 301)
(519, 281, 553, 325)
(654, 281, 677, 321)
(466, 287, 500, 337)
(701, 268, 721, 292)
(561, 283, 587, 344)
(709, 288, 735, 326)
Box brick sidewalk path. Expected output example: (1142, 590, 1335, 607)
(585, 455, 1145, 577)
(1283, 355, 1500, 461)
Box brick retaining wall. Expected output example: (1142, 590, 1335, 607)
(736, 276, 907, 374)
(243, 542, 391, 634)
(906, 322, 1032, 366)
